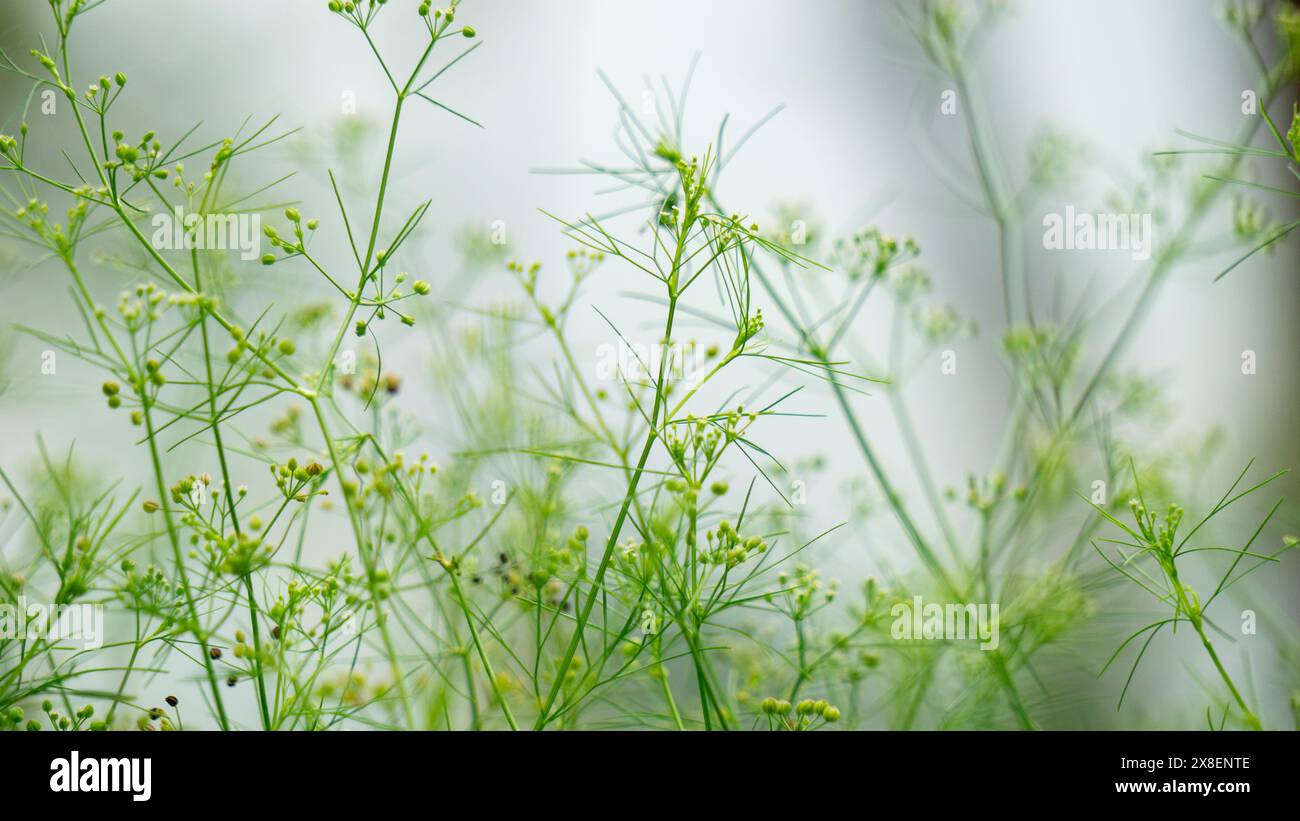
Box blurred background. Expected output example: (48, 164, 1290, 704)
(1, 0, 1297, 728)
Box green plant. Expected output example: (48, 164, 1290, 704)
(550, 1, 1298, 729)
(1164, 2, 1300, 281)
(0, 0, 1294, 733)
(1, 0, 492, 730)
(1089, 461, 1294, 729)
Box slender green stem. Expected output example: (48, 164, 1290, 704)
(535, 295, 681, 729)
(139, 394, 229, 729)
(825, 369, 960, 597)
(446, 570, 518, 729)
(1198, 633, 1261, 731)
(192, 248, 272, 730)
(654, 638, 685, 730)
(310, 400, 414, 726)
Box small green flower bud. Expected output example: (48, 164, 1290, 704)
(412, 279, 431, 295)
(462, 25, 476, 37)
(142, 501, 160, 513)
(114, 72, 126, 86)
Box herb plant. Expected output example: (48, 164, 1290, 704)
(0, 0, 1295, 732)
